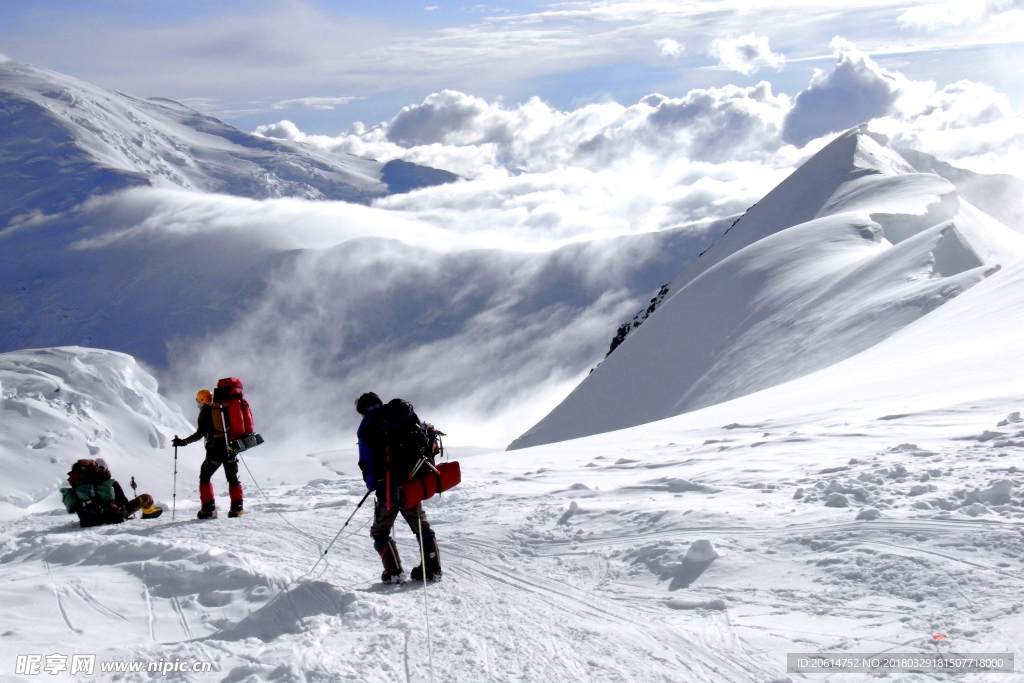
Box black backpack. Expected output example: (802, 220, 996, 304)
(373, 399, 432, 482)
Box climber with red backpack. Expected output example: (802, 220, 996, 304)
(355, 392, 459, 584)
(173, 379, 263, 519)
(60, 458, 162, 527)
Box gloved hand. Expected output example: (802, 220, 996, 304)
(172, 437, 185, 447)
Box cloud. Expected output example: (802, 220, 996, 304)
(870, 80, 1024, 176)
(898, 0, 1022, 31)
(261, 84, 796, 176)
(781, 37, 916, 146)
(708, 33, 784, 76)
(253, 119, 306, 141)
(655, 38, 684, 58)
(425, 5, 439, 10)
(271, 96, 358, 110)
(0, 53, 11, 64)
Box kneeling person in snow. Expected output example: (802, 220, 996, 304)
(172, 389, 243, 519)
(61, 458, 162, 527)
(356, 392, 443, 584)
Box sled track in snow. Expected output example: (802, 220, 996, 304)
(446, 538, 770, 682)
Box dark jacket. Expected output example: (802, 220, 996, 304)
(181, 405, 230, 461)
(356, 400, 425, 497)
(357, 412, 377, 491)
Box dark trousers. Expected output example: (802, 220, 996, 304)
(370, 498, 433, 552)
(199, 457, 240, 486)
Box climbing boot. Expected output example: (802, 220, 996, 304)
(197, 500, 217, 520)
(411, 536, 442, 582)
(379, 539, 404, 584)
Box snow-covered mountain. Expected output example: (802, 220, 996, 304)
(510, 128, 1024, 449)
(0, 61, 458, 228)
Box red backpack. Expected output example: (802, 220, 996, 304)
(68, 459, 110, 487)
(213, 377, 264, 452)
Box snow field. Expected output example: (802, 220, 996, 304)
(4, 379, 1023, 682)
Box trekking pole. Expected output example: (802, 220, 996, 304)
(307, 490, 372, 576)
(172, 439, 179, 521)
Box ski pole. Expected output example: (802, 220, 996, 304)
(172, 438, 179, 521)
(307, 489, 372, 576)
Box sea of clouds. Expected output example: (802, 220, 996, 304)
(51, 38, 1024, 453)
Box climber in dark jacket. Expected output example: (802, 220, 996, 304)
(355, 392, 442, 584)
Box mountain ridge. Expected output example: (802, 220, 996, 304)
(509, 128, 1024, 449)
(0, 61, 458, 227)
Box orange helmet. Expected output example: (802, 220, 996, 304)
(196, 389, 213, 405)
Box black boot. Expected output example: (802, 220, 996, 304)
(379, 539, 404, 584)
(197, 500, 217, 520)
(411, 537, 442, 582)
(228, 500, 244, 518)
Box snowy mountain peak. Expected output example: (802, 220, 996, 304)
(0, 61, 457, 227)
(663, 128, 925, 300)
(509, 129, 1024, 449)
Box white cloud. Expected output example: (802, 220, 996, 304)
(781, 37, 919, 146)
(655, 37, 684, 58)
(898, 0, 1021, 31)
(0, 53, 12, 64)
(870, 80, 1024, 176)
(261, 84, 795, 177)
(271, 96, 358, 110)
(709, 33, 785, 76)
(253, 119, 306, 141)
(425, 5, 439, 10)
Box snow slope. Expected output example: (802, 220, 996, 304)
(0, 347, 191, 519)
(1, 258, 1024, 681)
(0, 61, 458, 227)
(898, 147, 1024, 235)
(510, 129, 1024, 449)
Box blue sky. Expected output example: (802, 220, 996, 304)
(2, 0, 1023, 134)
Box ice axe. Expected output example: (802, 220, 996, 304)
(130, 476, 137, 497)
